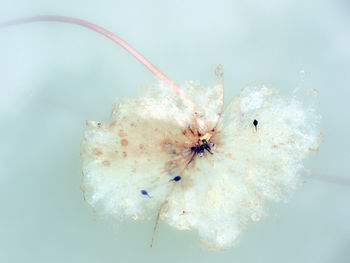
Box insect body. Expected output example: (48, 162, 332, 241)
(169, 176, 182, 182)
(253, 119, 258, 132)
(189, 133, 214, 163)
(141, 190, 151, 198)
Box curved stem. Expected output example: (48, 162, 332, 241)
(0, 15, 197, 114)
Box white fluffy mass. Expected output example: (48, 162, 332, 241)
(81, 73, 321, 249)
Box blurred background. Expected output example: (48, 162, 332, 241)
(0, 0, 349, 262)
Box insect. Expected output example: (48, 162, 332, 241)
(1, 16, 321, 250)
(253, 119, 258, 132)
(141, 190, 151, 198)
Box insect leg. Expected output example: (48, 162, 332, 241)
(186, 151, 197, 166)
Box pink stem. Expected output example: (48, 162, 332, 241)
(0, 15, 197, 114)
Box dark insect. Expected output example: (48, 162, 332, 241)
(188, 133, 214, 166)
(169, 176, 182, 182)
(140, 189, 151, 198)
(253, 119, 258, 132)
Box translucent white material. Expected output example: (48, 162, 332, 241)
(81, 72, 321, 249)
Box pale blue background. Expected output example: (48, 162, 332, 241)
(0, 1, 349, 262)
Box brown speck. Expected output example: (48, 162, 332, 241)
(92, 148, 102, 156)
(110, 120, 117, 128)
(118, 129, 127, 137)
(139, 144, 145, 150)
(180, 210, 188, 216)
(164, 141, 172, 146)
(309, 147, 319, 152)
(122, 152, 127, 158)
(102, 160, 111, 166)
(121, 139, 129, 146)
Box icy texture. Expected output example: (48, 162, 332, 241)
(81, 74, 321, 249)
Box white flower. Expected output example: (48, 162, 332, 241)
(82, 66, 321, 249)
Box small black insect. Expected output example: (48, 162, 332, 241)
(141, 189, 151, 198)
(186, 134, 214, 167)
(169, 176, 181, 182)
(191, 140, 213, 156)
(253, 119, 258, 132)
